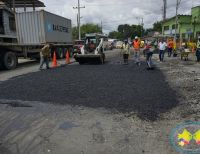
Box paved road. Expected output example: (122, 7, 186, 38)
(0, 50, 178, 121)
(0, 49, 179, 154)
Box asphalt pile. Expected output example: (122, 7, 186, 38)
(0, 60, 179, 121)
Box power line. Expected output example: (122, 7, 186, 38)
(85, 2, 136, 6)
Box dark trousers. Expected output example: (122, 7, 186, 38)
(196, 48, 200, 62)
(123, 54, 129, 64)
(159, 50, 165, 61)
(146, 52, 153, 68)
(168, 48, 172, 57)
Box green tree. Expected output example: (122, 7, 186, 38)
(109, 24, 144, 40)
(72, 23, 102, 40)
(144, 28, 153, 36)
(153, 21, 162, 32)
(108, 31, 121, 39)
(72, 27, 78, 40)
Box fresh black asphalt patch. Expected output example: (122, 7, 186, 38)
(0, 60, 179, 121)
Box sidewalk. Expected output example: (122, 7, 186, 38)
(0, 58, 76, 82)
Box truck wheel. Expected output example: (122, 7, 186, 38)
(3, 52, 17, 70)
(0, 53, 3, 69)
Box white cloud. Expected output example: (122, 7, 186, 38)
(41, 0, 200, 33)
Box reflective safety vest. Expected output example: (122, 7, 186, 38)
(168, 41, 173, 48)
(140, 41, 145, 48)
(122, 44, 130, 54)
(133, 40, 140, 49)
(197, 41, 200, 49)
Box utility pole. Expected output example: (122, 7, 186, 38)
(174, 0, 181, 48)
(73, 0, 85, 40)
(163, 0, 167, 20)
(12, 0, 15, 12)
(136, 17, 144, 37)
(141, 18, 144, 38)
(101, 21, 102, 33)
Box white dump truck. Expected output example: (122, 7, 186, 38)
(0, 0, 73, 70)
(74, 33, 108, 64)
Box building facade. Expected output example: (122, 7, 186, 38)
(162, 6, 200, 41)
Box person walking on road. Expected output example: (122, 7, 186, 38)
(196, 36, 200, 62)
(121, 40, 130, 65)
(39, 43, 51, 70)
(158, 39, 167, 62)
(144, 42, 154, 69)
(133, 36, 141, 66)
(167, 39, 173, 57)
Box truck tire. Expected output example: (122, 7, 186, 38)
(0, 53, 3, 69)
(3, 52, 17, 70)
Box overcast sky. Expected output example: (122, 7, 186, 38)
(41, 0, 200, 33)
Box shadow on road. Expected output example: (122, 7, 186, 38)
(0, 60, 179, 121)
(0, 60, 38, 71)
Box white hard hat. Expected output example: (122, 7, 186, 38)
(135, 36, 138, 39)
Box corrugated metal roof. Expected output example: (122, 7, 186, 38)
(1, 0, 45, 8)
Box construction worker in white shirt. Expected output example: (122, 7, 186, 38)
(158, 39, 167, 62)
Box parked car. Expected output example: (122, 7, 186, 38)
(116, 41, 124, 49)
(73, 40, 84, 54)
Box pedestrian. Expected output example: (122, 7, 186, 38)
(167, 38, 173, 57)
(39, 43, 51, 70)
(121, 40, 130, 65)
(158, 39, 167, 62)
(144, 42, 154, 69)
(196, 36, 200, 62)
(133, 36, 141, 66)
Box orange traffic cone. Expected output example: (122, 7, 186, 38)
(66, 50, 70, 64)
(52, 51, 57, 68)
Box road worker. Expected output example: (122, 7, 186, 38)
(39, 43, 51, 70)
(167, 38, 173, 57)
(196, 36, 200, 62)
(121, 40, 130, 65)
(133, 36, 141, 66)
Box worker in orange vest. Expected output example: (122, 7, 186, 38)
(167, 39, 173, 57)
(133, 36, 141, 66)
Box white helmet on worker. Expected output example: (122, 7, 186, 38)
(135, 36, 138, 39)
